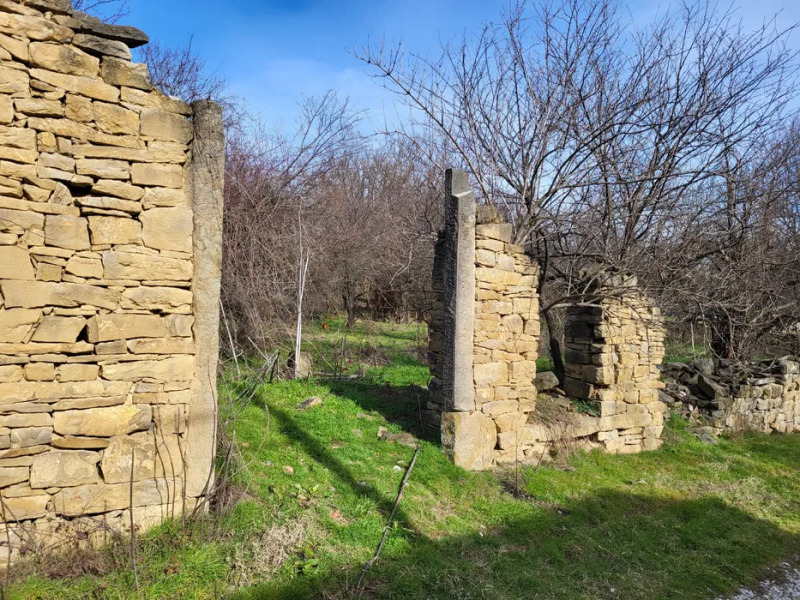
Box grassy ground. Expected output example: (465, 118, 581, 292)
(7, 320, 800, 599)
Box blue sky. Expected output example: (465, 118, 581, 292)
(121, 0, 800, 130)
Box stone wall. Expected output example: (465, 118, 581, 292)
(428, 171, 667, 469)
(561, 273, 667, 453)
(0, 0, 223, 562)
(661, 358, 800, 436)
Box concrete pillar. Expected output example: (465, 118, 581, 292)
(185, 100, 225, 499)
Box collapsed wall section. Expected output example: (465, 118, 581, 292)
(0, 0, 223, 561)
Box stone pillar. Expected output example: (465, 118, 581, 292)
(185, 100, 225, 499)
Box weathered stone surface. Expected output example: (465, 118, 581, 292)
(0, 380, 130, 404)
(164, 314, 193, 337)
(31, 316, 86, 343)
(10, 427, 53, 448)
(102, 249, 191, 281)
(30, 69, 118, 102)
(101, 57, 152, 90)
(86, 314, 168, 342)
(140, 110, 192, 144)
(122, 287, 192, 311)
(54, 478, 180, 517)
(14, 98, 63, 117)
(23, 362, 56, 382)
(1, 280, 120, 310)
(127, 338, 194, 355)
(30, 450, 100, 488)
(100, 431, 182, 483)
(77, 158, 129, 180)
(130, 163, 183, 189)
(0, 365, 22, 383)
(53, 405, 151, 437)
(88, 215, 141, 245)
(140, 207, 192, 252)
(0, 64, 28, 96)
(121, 87, 191, 115)
(441, 411, 496, 471)
(65, 93, 93, 122)
(0, 246, 35, 280)
(0, 32, 29, 63)
(30, 42, 99, 77)
(65, 255, 103, 278)
(142, 187, 187, 208)
(101, 355, 194, 382)
(72, 11, 149, 49)
(51, 436, 109, 450)
(0, 309, 41, 343)
(72, 33, 132, 61)
(55, 363, 99, 382)
(1, 494, 49, 521)
(0, 466, 28, 488)
(45, 215, 90, 251)
(94, 102, 139, 135)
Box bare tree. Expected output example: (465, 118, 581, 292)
(357, 0, 799, 371)
(72, 0, 129, 23)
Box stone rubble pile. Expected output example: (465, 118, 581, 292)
(659, 357, 800, 436)
(0, 0, 223, 562)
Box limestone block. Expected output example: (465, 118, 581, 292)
(153, 405, 185, 434)
(0, 467, 28, 488)
(0, 32, 29, 62)
(0, 96, 11, 124)
(29, 68, 118, 103)
(0, 247, 34, 281)
(142, 188, 188, 208)
(53, 405, 151, 437)
(0, 280, 120, 310)
(55, 364, 99, 382)
(52, 396, 125, 411)
(102, 249, 191, 281)
(481, 400, 518, 416)
(474, 362, 508, 387)
(1, 494, 49, 521)
(65, 94, 93, 122)
(140, 207, 192, 252)
(511, 360, 536, 383)
(10, 427, 53, 448)
(30, 316, 86, 343)
(36, 262, 62, 281)
(101, 355, 195, 382)
(52, 436, 110, 450)
(87, 216, 141, 245)
(65, 255, 103, 279)
(93, 102, 139, 135)
(164, 314, 193, 337)
(140, 109, 192, 144)
(0, 64, 28, 96)
(54, 477, 181, 516)
(14, 98, 63, 117)
(0, 366, 22, 383)
(44, 215, 90, 251)
(121, 287, 192, 311)
(0, 126, 37, 151)
(72, 33, 132, 60)
(23, 363, 55, 382)
(30, 42, 99, 77)
(147, 141, 189, 164)
(27, 117, 141, 150)
(127, 338, 194, 354)
(86, 314, 168, 342)
(441, 411, 496, 471)
(77, 159, 129, 180)
(130, 163, 183, 189)
(30, 450, 100, 488)
(0, 380, 130, 404)
(0, 309, 41, 343)
(121, 87, 191, 116)
(100, 431, 182, 483)
(101, 57, 153, 90)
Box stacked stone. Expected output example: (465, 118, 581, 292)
(472, 207, 539, 465)
(425, 234, 445, 427)
(562, 272, 666, 453)
(725, 360, 800, 433)
(0, 0, 221, 562)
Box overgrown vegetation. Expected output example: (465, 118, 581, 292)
(6, 321, 800, 599)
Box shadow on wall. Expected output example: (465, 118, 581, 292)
(231, 489, 800, 600)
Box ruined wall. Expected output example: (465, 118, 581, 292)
(429, 172, 667, 469)
(661, 358, 800, 436)
(561, 275, 667, 453)
(0, 0, 223, 561)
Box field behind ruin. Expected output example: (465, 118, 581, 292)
(6, 320, 800, 599)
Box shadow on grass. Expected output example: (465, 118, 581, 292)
(326, 380, 440, 445)
(232, 489, 800, 600)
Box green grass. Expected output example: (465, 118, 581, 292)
(8, 321, 800, 599)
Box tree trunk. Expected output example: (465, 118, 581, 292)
(544, 308, 566, 386)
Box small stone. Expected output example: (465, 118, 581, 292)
(296, 396, 323, 410)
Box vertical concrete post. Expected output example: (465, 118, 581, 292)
(442, 169, 476, 412)
(186, 100, 225, 498)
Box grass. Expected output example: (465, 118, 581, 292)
(7, 320, 800, 599)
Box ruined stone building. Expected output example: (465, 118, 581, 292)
(0, 0, 224, 561)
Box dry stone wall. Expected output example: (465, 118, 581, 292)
(0, 0, 223, 562)
(428, 171, 667, 469)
